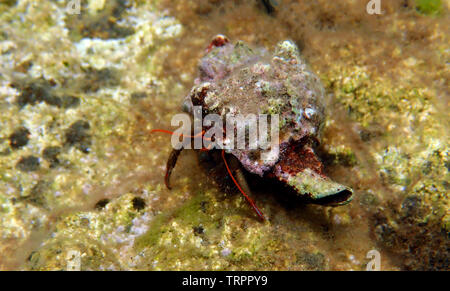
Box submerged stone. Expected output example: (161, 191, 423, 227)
(64, 120, 92, 154)
(16, 156, 40, 172)
(42, 146, 62, 168)
(9, 127, 30, 149)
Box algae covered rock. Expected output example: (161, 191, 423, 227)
(0, 0, 448, 271)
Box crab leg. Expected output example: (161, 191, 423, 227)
(221, 150, 265, 221)
(165, 148, 183, 190)
(151, 128, 214, 190)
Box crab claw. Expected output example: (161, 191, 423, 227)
(283, 168, 353, 206)
(273, 143, 353, 206)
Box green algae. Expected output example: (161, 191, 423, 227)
(27, 237, 121, 271)
(134, 212, 170, 249)
(322, 146, 357, 167)
(134, 191, 213, 251)
(415, 0, 443, 15)
(296, 251, 326, 271)
(65, 0, 135, 41)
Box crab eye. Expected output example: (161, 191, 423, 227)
(313, 188, 353, 206)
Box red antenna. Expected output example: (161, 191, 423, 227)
(221, 150, 265, 221)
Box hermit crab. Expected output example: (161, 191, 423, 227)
(152, 35, 353, 220)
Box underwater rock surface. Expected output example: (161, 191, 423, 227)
(0, 0, 448, 270)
